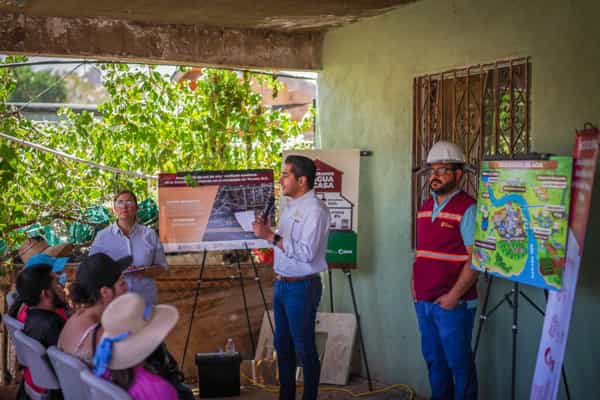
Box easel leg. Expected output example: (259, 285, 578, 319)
(328, 269, 334, 313)
(462, 275, 494, 400)
(473, 275, 494, 355)
(245, 243, 274, 336)
(235, 250, 256, 355)
(344, 269, 373, 391)
(561, 365, 571, 400)
(180, 249, 207, 367)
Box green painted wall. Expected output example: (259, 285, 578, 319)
(317, 0, 600, 398)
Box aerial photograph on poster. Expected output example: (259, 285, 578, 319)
(472, 157, 573, 290)
(158, 170, 274, 252)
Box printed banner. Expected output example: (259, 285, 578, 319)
(530, 127, 599, 399)
(283, 150, 360, 268)
(158, 170, 274, 252)
(472, 157, 573, 290)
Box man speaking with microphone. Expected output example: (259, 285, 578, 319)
(253, 155, 330, 400)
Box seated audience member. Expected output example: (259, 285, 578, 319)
(11, 253, 70, 322)
(15, 263, 68, 400)
(58, 253, 128, 365)
(93, 293, 179, 400)
(59, 253, 193, 400)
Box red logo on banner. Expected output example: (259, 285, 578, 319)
(544, 347, 556, 371)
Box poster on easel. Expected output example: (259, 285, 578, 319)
(283, 149, 360, 268)
(472, 157, 573, 290)
(158, 169, 274, 252)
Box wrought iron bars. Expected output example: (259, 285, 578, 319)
(412, 57, 530, 246)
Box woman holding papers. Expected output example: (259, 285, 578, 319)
(90, 190, 168, 305)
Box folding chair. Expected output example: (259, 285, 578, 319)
(2, 314, 24, 364)
(47, 346, 89, 400)
(80, 369, 132, 400)
(6, 291, 18, 308)
(13, 330, 60, 400)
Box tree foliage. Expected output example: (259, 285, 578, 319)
(8, 66, 68, 103)
(0, 63, 311, 257)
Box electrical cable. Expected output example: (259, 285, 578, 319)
(15, 62, 84, 112)
(238, 372, 415, 399)
(0, 131, 157, 180)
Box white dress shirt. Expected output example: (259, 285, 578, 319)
(274, 190, 330, 277)
(89, 223, 167, 305)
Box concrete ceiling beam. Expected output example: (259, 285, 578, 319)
(0, 13, 323, 70)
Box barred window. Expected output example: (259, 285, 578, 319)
(412, 58, 531, 246)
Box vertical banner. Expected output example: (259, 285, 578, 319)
(283, 150, 360, 268)
(530, 127, 600, 399)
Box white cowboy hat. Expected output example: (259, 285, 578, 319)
(98, 293, 179, 370)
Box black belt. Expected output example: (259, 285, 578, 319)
(275, 273, 320, 283)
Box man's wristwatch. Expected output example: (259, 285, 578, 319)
(272, 233, 282, 246)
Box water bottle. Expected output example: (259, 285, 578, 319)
(225, 338, 235, 353)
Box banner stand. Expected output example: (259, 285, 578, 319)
(327, 267, 373, 391)
(467, 273, 571, 400)
(180, 245, 274, 369)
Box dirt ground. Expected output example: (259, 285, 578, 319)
(192, 376, 417, 400)
(0, 383, 18, 399)
(0, 376, 417, 400)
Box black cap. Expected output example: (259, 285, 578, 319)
(75, 253, 127, 295)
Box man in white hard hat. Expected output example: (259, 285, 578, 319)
(412, 141, 479, 400)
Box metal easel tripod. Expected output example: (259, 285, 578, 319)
(180, 246, 274, 368)
(467, 273, 571, 400)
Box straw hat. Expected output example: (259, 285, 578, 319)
(100, 293, 179, 370)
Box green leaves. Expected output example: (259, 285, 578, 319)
(8, 66, 68, 103)
(0, 64, 310, 254)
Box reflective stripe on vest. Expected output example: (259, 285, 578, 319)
(415, 249, 470, 262)
(437, 212, 463, 222)
(417, 211, 462, 222)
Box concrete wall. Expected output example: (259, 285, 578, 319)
(317, 0, 600, 398)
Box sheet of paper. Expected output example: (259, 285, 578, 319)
(235, 210, 256, 232)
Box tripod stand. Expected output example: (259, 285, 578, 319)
(180, 245, 275, 368)
(471, 274, 571, 400)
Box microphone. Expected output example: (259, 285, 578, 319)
(261, 196, 275, 221)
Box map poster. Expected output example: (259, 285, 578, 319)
(283, 150, 360, 268)
(158, 169, 274, 252)
(472, 157, 573, 290)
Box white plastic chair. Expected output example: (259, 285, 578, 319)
(80, 369, 132, 400)
(6, 291, 18, 308)
(13, 330, 60, 400)
(47, 346, 90, 400)
(2, 314, 24, 363)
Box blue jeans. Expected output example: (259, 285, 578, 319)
(274, 276, 322, 400)
(415, 301, 478, 400)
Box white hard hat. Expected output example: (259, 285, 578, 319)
(426, 141, 466, 164)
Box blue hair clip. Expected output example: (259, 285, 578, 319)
(93, 332, 130, 376)
(143, 303, 152, 321)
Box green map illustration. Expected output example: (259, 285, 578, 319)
(472, 157, 572, 290)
